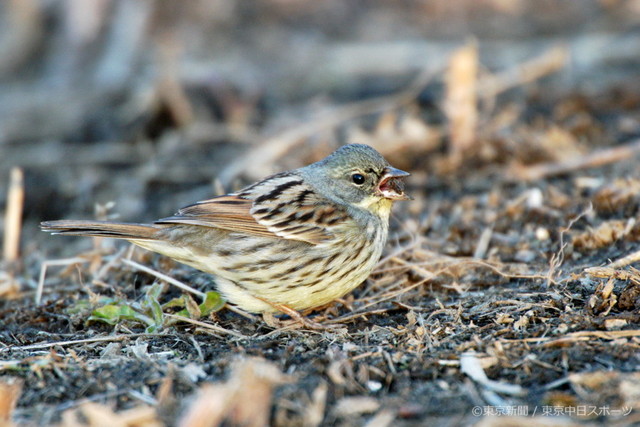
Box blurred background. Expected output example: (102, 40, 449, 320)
(1, 0, 639, 251)
(2, 3, 640, 424)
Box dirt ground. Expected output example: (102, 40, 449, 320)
(1, 1, 640, 426)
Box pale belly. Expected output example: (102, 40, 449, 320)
(132, 221, 387, 313)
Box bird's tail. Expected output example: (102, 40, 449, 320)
(40, 220, 161, 240)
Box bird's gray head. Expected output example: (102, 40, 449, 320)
(300, 144, 410, 211)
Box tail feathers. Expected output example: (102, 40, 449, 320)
(40, 220, 161, 240)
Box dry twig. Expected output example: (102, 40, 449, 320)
(445, 41, 478, 165)
(37, 257, 90, 305)
(119, 258, 205, 298)
(507, 138, 640, 181)
(3, 167, 24, 264)
(478, 45, 569, 100)
(605, 250, 640, 269)
(164, 313, 246, 339)
(0, 333, 170, 353)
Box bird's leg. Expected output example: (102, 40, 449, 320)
(256, 297, 338, 330)
(300, 298, 350, 318)
(273, 303, 329, 330)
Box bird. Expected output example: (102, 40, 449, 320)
(41, 144, 410, 317)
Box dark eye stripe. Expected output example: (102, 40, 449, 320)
(367, 168, 382, 180)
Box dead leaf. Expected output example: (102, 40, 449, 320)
(178, 357, 291, 427)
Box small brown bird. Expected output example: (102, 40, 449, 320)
(41, 144, 410, 315)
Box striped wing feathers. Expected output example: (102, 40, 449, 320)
(156, 174, 343, 245)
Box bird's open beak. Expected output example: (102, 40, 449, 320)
(377, 166, 412, 201)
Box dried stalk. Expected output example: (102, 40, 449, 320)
(3, 167, 24, 263)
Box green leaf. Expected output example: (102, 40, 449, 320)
(199, 291, 225, 316)
(163, 295, 188, 309)
(172, 291, 225, 319)
(145, 282, 164, 301)
(89, 304, 139, 325)
(65, 297, 114, 315)
(142, 283, 165, 327)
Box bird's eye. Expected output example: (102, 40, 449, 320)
(351, 173, 365, 185)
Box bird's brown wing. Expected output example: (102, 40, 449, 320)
(156, 195, 276, 238)
(156, 183, 342, 245)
